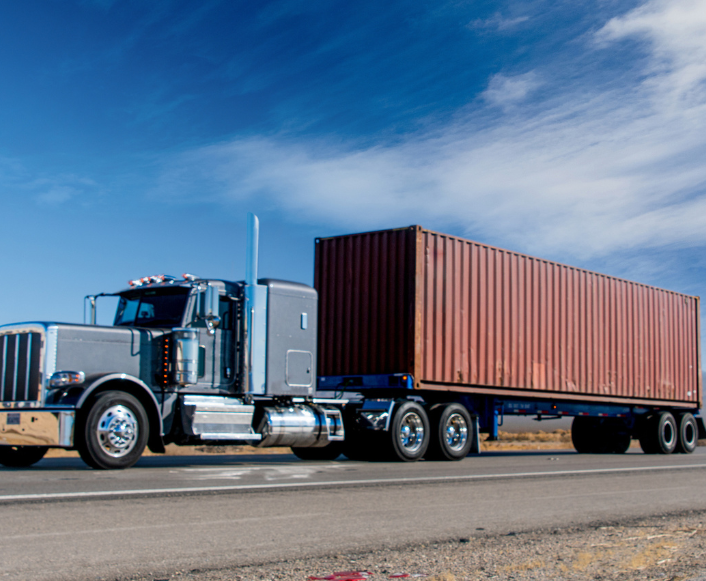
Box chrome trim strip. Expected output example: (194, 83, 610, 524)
(1, 335, 6, 400)
(12, 335, 18, 401)
(25, 333, 33, 401)
(44, 326, 59, 404)
(198, 433, 262, 441)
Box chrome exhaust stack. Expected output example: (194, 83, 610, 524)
(243, 213, 268, 395)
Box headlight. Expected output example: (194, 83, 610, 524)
(49, 371, 85, 389)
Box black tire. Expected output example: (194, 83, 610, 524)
(639, 411, 677, 455)
(571, 417, 595, 453)
(637, 415, 658, 454)
(596, 418, 631, 454)
(384, 401, 430, 462)
(572, 417, 631, 454)
(291, 443, 343, 460)
(675, 413, 698, 454)
(77, 391, 149, 469)
(607, 424, 632, 454)
(342, 429, 387, 461)
(0, 445, 48, 468)
(425, 403, 473, 461)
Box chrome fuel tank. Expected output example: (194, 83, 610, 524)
(257, 404, 343, 448)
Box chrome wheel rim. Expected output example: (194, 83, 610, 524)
(444, 412, 469, 451)
(398, 411, 425, 454)
(96, 405, 138, 458)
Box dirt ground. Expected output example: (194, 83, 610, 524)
(125, 510, 706, 581)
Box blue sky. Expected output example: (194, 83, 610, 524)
(1, 0, 705, 337)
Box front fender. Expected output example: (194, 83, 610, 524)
(77, 373, 164, 437)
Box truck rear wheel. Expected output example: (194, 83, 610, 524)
(78, 391, 148, 469)
(384, 401, 429, 461)
(291, 443, 343, 460)
(0, 445, 48, 468)
(675, 413, 698, 454)
(425, 403, 472, 461)
(639, 411, 677, 454)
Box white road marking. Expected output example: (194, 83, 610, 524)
(170, 464, 347, 481)
(0, 462, 703, 503)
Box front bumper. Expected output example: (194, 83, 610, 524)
(0, 409, 75, 447)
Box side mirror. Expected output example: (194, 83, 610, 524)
(201, 284, 221, 334)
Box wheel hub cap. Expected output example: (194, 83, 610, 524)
(445, 413, 469, 451)
(399, 412, 425, 454)
(97, 405, 138, 458)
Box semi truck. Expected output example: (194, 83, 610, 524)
(0, 214, 702, 469)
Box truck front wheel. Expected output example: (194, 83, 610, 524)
(78, 391, 149, 469)
(0, 445, 48, 468)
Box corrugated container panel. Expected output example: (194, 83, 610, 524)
(314, 227, 418, 376)
(315, 226, 702, 407)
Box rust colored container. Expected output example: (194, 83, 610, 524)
(315, 226, 702, 407)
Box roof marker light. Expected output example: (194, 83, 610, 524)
(129, 274, 179, 287)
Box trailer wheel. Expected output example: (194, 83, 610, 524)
(425, 403, 472, 461)
(385, 401, 429, 461)
(291, 443, 343, 461)
(603, 419, 631, 454)
(607, 426, 632, 454)
(0, 445, 48, 468)
(573, 417, 631, 454)
(78, 391, 148, 469)
(571, 417, 595, 453)
(675, 413, 698, 454)
(639, 411, 677, 455)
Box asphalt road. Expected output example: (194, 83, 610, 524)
(1, 449, 705, 580)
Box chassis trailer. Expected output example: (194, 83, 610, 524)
(0, 214, 702, 468)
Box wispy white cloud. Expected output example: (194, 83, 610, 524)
(153, 0, 706, 262)
(596, 0, 706, 106)
(482, 72, 542, 108)
(36, 186, 78, 205)
(469, 13, 530, 32)
(0, 162, 100, 207)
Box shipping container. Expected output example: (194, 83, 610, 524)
(315, 226, 702, 408)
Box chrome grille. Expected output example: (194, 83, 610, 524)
(0, 332, 42, 403)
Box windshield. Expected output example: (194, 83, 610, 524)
(114, 287, 191, 328)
